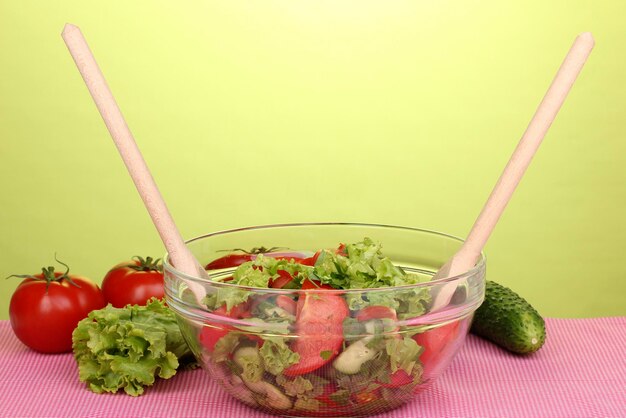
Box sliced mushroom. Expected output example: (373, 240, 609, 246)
(332, 339, 377, 375)
(244, 380, 293, 410)
(228, 375, 257, 406)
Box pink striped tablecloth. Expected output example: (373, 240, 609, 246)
(0, 318, 624, 418)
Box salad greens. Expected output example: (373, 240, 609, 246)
(205, 237, 431, 314)
(260, 338, 300, 375)
(72, 299, 196, 396)
(200, 238, 441, 414)
(385, 337, 423, 374)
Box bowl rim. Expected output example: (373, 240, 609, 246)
(163, 222, 486, 294)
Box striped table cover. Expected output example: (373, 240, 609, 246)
(0, 318, 624, 417)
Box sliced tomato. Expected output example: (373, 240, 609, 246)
(205, 254, 256, 270)
(297, 279, 335, 317)
(275, 295, 297, 316)
(200, 301, 252, 351)
(205, 250, 311, 270)
(301, 278, 334, 290)
(299, 250, 321, 266)
(355, 305, 401, 337)
(355, 305, 398, 322)
(378, 369, 413, 388)
(412, 321, 460, 375)
(269, 270, 295, 289)
(272, 252, 313, 262)
(214, 302, 252, 319)
(300, 244, 342, 267)
(316, 384, 341, 408)
(353, 390, 379, 404)
(199, 326, 230, 351)
(284, 291, 348, 376)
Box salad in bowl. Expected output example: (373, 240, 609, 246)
(164, 223, 485, 417)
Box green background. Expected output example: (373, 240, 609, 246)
(1, 1, 624, 320)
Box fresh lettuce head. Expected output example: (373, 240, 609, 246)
(72, 299, 195, 396)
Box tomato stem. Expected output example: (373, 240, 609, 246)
(128, 256, 162, 272)
(5, 255, 80, 291)
(216, 246, 286, 255)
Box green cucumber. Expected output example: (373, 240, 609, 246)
(471, 281, 546, 354)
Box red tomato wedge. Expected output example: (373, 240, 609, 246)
(413, 321, 460, 374)
(301, 278, 334, 290)
(299, 250, 321, 266)
(355, 305, 400, 336)
(299, 244, 342, 267)
(269, 270, 295, 289)
(378, 369, 413, 388)
(205, 250, 311, 270)
(199, 302, 252, 350)
(297, 279, 335, 317)
(275, 295, 297, 316)
(199, 325, 230, 351)
(355, 305, 398, 322)
(316, 384, 341, 408)
(284, 290, 348, 376)
(216, 302, 252, 319)
(205, 253, 256, 270)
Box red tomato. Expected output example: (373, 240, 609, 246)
(301, 278, 334, 290)
(299, 250, 321, 266)
(269, 270, 295, 289)
(199, 325, 231, 351)
(8, 263, 105, 353)
(284, 290, 348, 376)
(355, 305, 401, 338)
(273, 253, 313, 262)
(297, 279, 335, 317)
(214, 302, 252, 319)
(413, 321, 460, 375)
(205, 253, 256, 270)
(101, 256, 164, 308)
(200, 302, 254, 351)
(205, 247, 311, 270)
(355, 305, 398, 322)
(275, 295, 297, 315)
(299, 245, 342, 267)
(316, 384, 341, 408)
(353, 390, 379, 404)
(378, 369, 413, 388)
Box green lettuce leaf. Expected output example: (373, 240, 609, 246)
(237, 350, 264, 383)
(72, 299, 195, 396)
(213, 332, 241, 363)
(385, 336, 423, 375)
(208, 255, 313, 310)
(259, 338, 300, 375)
(276, 375, 314, 396)
(276, 374, 328, 412)
(294, 398, 322, 411)
(314, 238, 432, 316)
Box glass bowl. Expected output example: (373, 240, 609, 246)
(164, 223, 485, 417)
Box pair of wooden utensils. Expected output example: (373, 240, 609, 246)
(61, 24, 594, 311)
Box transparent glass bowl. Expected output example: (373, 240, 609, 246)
(164, 223, 485, 417)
